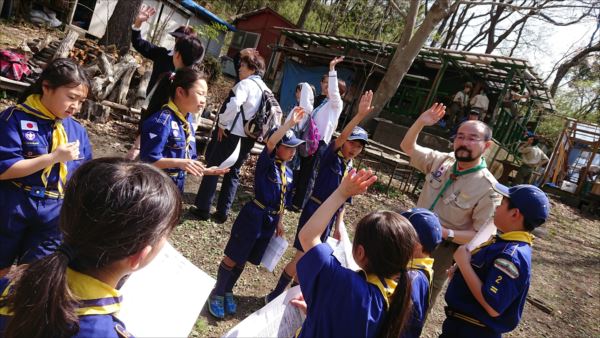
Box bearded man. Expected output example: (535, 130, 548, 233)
(400, 103, 501, 310)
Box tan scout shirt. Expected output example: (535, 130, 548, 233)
(410, 147, 500, 231)
(518, 144, 549, 168)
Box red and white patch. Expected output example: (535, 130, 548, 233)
(20, 120, 39, 131)
(24, 131, 36, 141)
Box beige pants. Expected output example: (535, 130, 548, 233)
(428, 241, 460, 312)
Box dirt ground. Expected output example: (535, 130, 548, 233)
(1, 19, 599, 338)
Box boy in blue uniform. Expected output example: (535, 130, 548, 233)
(442, 184, 550, 337)
(0, 58, 92, 278)
(400, 208, 443, 338)
(266, 91, 375, 302)
(140, 68, 227, 192)
(207, 108, 305, 319)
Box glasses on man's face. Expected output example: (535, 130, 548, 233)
(455, 135, 485, 143)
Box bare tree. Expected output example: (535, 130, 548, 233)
(367, 0, 460, 122)
(297, 0, 315, 29)
(99, 0, 143, 54)
(551, 41, 600, 96)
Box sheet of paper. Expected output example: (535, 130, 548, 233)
(117, 242, 215, 338)
(261, 235, 289, 272)
(223, 286, 304, 338)
(218, 139, 240, 169)
(326, 221, 360, 271)
(466, 221, 497, 251)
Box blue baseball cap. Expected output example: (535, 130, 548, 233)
(494, 183, 550, 227)
(401, 208, 442, 253)
(280, 129, 305, 148)
(347, 126, 369, 144)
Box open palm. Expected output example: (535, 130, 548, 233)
(417, 103, 446, 126)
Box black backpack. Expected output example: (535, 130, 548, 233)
(232, 78, 283, 142)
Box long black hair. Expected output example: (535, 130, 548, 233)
(3, 158, 182, 338)
(353, 211, 418, 338)
(18, 58, 90, 103)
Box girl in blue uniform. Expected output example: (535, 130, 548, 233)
(140, 68, 227, 192)
(292, 169, 418, 338)
(0, 158, 182, 338)
(266, 90, 374, 302)
(0, 58, 93, 278)
(207, 107, 305, 319)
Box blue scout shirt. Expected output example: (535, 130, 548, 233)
(0, 268, 133, 337)
(140, 101, 197, 168)
(252, 147, 291, 212)
(311, 143, 351, 203)
(403, 258, 434, 338)
(0, 105, 92, 188)
(297, 243, 395, 338)
(445, 231, 534, 333)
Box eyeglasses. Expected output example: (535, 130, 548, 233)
(455, 135, 485, 143)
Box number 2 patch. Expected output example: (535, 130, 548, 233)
(494, 258, 519, 279)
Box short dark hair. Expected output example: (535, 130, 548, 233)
(19, 58, 90, 102)
(507, 198, 538, 231)
(174, 35, 205, 66)
(240, 53, 265, 77)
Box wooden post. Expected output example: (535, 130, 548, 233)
(53, 27, 80, 60)
(132, 69, 152, 108)
(116, 65, 137, 105)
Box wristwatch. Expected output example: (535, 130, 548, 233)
(447, 229, 455, 243)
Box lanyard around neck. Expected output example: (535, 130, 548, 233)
(428, 159, 487, 211)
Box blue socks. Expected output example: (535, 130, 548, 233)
(267, 270, 293, 302)
(213, 262, 234, 297)
(226, 265, 245, 293)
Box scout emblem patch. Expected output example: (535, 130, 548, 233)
(494, 258, 519, 279)
(24, 131, 36, 141)
(20, 120, 38, 131)
(432, 158, 453, 180)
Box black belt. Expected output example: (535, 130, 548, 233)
(445, 306, 487, 328)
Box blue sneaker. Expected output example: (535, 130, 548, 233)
(208, 295, 225, 319)
(224, 292, 237, 315)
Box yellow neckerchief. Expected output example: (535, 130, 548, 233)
(472, 231, 534, 255)
(360, 270, 397, 309)
(66, 268, 123, 316)
(164, 100, 192, 159)
(0, 268, 122, 316)
(17, 94, 68, 194)
(408, 257, 434, 283)
(275, 158, 287, 213)
(337, 150, 352, 179)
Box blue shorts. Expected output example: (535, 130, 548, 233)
(293, 198, 336, 252)
(224, 202, 280, 266)
(165, 170, 186, 192)
(0, 184, 62, 268)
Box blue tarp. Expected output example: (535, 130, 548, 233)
(180, 0, 236, 31)
(279, 60, 355, 115)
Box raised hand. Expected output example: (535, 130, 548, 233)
(329, 56, 344, 71)
(289, 106, 305, 125)
(337, 168, 377, 199)
(135, 4, 156, 26)
(357, 90, 375, 117)
(417, 103, 446, 126)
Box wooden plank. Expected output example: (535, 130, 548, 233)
(0, 76, 30, 92)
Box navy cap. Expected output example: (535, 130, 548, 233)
(281, 129, 305, 148)
(494, 183, 550, 227)
(170, 26, 196, 39)
(401, 208, 442, 253)
(468, 109, 480, 115)
(347, 126, 369, 144)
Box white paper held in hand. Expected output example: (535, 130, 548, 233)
(466, 221, 497, 252)
(117, 242, 215, 338)
(218, 139, 241, 169)
(261, 235, 289, 272)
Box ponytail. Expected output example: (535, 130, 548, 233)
(4, 251, 78, 338)
(379, 270, 413, 338)
(145, 68, 206, 119)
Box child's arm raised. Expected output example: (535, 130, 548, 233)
(266, 107, 305, 153)
(299, 169, 377, 252)
(333, 91, 374, 150)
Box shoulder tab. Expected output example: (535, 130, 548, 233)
(156, 110, 172, 125)
(115, 323, 134, 338)
(482, 169, 498, 186)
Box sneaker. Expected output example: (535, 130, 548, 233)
(224, 292, 237, 315)
(212, 212, 228, 224)
(208, 295, 225, 319)
(189, 207, 210, 221)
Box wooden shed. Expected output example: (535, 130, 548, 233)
(227, 7, 297, 64)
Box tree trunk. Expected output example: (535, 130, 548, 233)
(53, 28, 79, 60)
(116, 66, 136, 105)
(366, 0, 458, 123)
(132, 69, 152, 109)
(99, 0, 143, 54)
(297, 0, 315, 29)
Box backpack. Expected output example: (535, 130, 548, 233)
(296, 114, 321, 157)
(232, 78, 283, 142)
